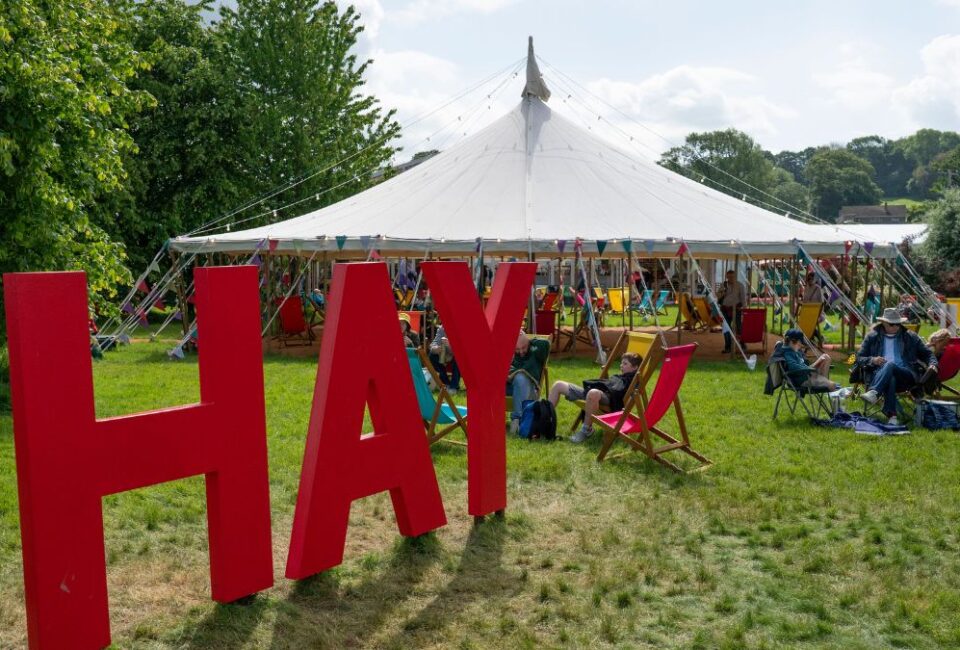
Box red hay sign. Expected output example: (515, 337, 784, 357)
(3, 260, 536, 649)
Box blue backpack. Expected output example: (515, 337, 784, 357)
(518, 399, 557, 441)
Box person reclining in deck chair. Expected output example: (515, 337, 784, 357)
(399, 312, 420, 349)
(782, 328, 840, 391)
(428, 324, 461, 394)
(917, 328, 954, 394)
(506, 331, 551, 434)
(857, 308, 937, 425)
(547, 352, 643, 444)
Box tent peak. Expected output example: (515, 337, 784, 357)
(523, 36, 551, 102)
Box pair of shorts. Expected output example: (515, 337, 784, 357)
(565, 384, 610, 405)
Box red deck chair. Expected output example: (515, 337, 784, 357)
(274, 296, 315, 347)
(593, 343, 712, 473)
(934, 338, 960, 398)
(534, 309, 557, 338)
(737, 307, 768, 356)
(541, 291, 559, 313)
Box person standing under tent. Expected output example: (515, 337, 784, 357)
(801, 271, 826, 347)
(506, 331, 550, 434)
(858, 308, 937, 425)
(717, 269, 746, 353)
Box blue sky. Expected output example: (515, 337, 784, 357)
(337, 0, 960, 160)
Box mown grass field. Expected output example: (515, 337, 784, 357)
(1, 338, 959, 649)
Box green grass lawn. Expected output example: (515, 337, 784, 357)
(1, 341, 960, 648)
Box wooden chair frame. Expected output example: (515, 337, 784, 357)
(593, 343, 712, 473)
(410, 348, 468, 445)
(506, 334, 551, 412)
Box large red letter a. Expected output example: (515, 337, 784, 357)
(3, 267, 273, 649)
(285, 262, 446, 580)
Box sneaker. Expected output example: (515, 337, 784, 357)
(861, 389, 879, 404)
(887, 416, 899, 426)
(570, 427, 593, 443)
(447, 386, 459, 395)
(509, 419, 519, 435)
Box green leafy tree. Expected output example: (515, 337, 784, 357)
(919, 189, 960, 290)
(0, 0, 152, 323)
(846, 135, 912, 197)
(772, 147, 817, 186)
(804, 148, 882, 220)
(895, 129, 960, 198)
(217, 0, 401, 227)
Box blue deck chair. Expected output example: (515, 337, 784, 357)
(407, 348, 467, 445)
(654, 290, 669, 315)
(634, 289, 654, 315)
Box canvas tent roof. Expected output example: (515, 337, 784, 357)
(170, 66, 922, 260)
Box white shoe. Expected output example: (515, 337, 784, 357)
(570, 427, 593, 443)
(861, 389, 879, 404)
(509, 419, 519, 435)
(887, 416, 899, 426)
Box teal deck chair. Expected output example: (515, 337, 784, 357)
(407, 348, 467, 445)
(634, 289, 654, 315)
(654, 290, 669, 314)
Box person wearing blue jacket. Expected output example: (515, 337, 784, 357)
(857, 308, 937, 425)
(781, 329, 839, 391)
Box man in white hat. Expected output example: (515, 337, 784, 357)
(856, 307, 937, 425)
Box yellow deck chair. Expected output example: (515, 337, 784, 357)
(570, 330, 665, 432)
(506, 334, 551, 412)
(903, 322, 920, 334)
(692, 296, 716, 328)
(607, 287, 627, 315)
(796, 302, 823, 342)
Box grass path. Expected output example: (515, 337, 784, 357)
(0, 342, 959, 648)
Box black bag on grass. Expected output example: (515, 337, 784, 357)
(520, 399, 557, 441)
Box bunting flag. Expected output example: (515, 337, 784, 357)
(137, 311, 149, 328)
(360, 235, 371, 251)
(136, 279, 149, 293)
(268, 239, 279, 252)
(173, 310, 182, 321)
(644, 240, 654, 256)
(154, 296, 165, 310)
(336, 235, 347, 251)
(675, 242, 689, 257)
(866, 260, 874, 271)
(574, 238, 583, 253)
(251, 253, 262, 268)
(827, 288, 840, 306)
(256, 238, 267, 250)
(797, 249, 810, 265)
(596, 240, 608, 257)
(863, 242, 874, 254)
(121, 302, 134, 315)
(620, 240, 633, 254)
(557, 239, 567, 254)
(147, 260, 161, 275)
(169, 345, 185, 361)
(369, 249, 382, 260)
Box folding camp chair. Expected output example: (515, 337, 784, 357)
(407, 348, 468, 445)
(570, 330, 665, 432)
(768, 342, 833, 419)
(607, 287, 628, 315)
(274, 296, 316, 347)
(593, 343, 712, 472)
(737, 307, 768, 356)
(636, 289, 654, 315)
(677, 292, 708, 331)
(796, 302, 823, 343)
(654, 290, 669, 315)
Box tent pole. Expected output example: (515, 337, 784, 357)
(168, 249, 189, 340)
(628, 250, 634, 332)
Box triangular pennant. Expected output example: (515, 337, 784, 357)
(557, 239, 567, 254)
(154, 296, 165, 310)
(336, 235, 347, 251)
(136, 279, 149, 293)
(596, 240, 608, 256)
(121, 302, 134, 315)
(360, 235, 371, 250)
(257, 238, 267, 250)
(675, 242, 689, 257)
(370, 249, 382, 260)
(644, 240, 654, 256)
(251, 253, 262, 268)
(173, 310, 182, 321)
(620, 240, 633, 253)
(169, 345, 185, 360)
(864, 242, 874, 254)
(268, 239, 279, 252)
(138, 313, 149, 328)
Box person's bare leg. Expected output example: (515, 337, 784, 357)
(548, 381, 572, 407)
(583, 389, 605, 425)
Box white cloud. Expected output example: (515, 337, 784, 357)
(388, 0, 518, 25)
(892, 34, 960, 129)
(938, 0, 960, 8)
(570, 65, 795, 156)
(813, 43, 896, 110)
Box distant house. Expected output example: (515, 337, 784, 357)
(837, 203, 908, 224)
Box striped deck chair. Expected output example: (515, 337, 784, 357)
(796, 302, 823, 343)
(607, 287, 627, 315)
(407, 348, 467, 445)
(570, 330, 665, 432)
(594, 343, 712, 472)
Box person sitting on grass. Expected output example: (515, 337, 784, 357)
(782, 328, 839, 391)
(857, 308, 937, 425)
(506, 331, 551, 434)
(547, 352, 643, 443)
(399, 312, 420, 349)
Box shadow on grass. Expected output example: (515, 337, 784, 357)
(267, 531, 445, 649)
(181, 595, 269, 650)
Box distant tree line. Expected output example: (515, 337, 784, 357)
(661, 128, 960, 221)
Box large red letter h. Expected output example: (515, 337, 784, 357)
(4, 267, 273, 650)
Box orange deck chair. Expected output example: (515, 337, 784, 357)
(593, 343, 712, 473)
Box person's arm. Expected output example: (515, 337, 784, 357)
(914, 334, 937, 369)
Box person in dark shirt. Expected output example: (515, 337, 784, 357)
(506, 331, 551, 434)
(781, 328, 838, 391)
(548, 352, 642, 443)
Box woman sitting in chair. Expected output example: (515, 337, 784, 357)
(782, 328, 839, 391)
(547, 352, 642, 444)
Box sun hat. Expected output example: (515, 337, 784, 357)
(398, 312, 411, 325)
(876, 307, 904, 325)
(784, 328, 805, 342)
